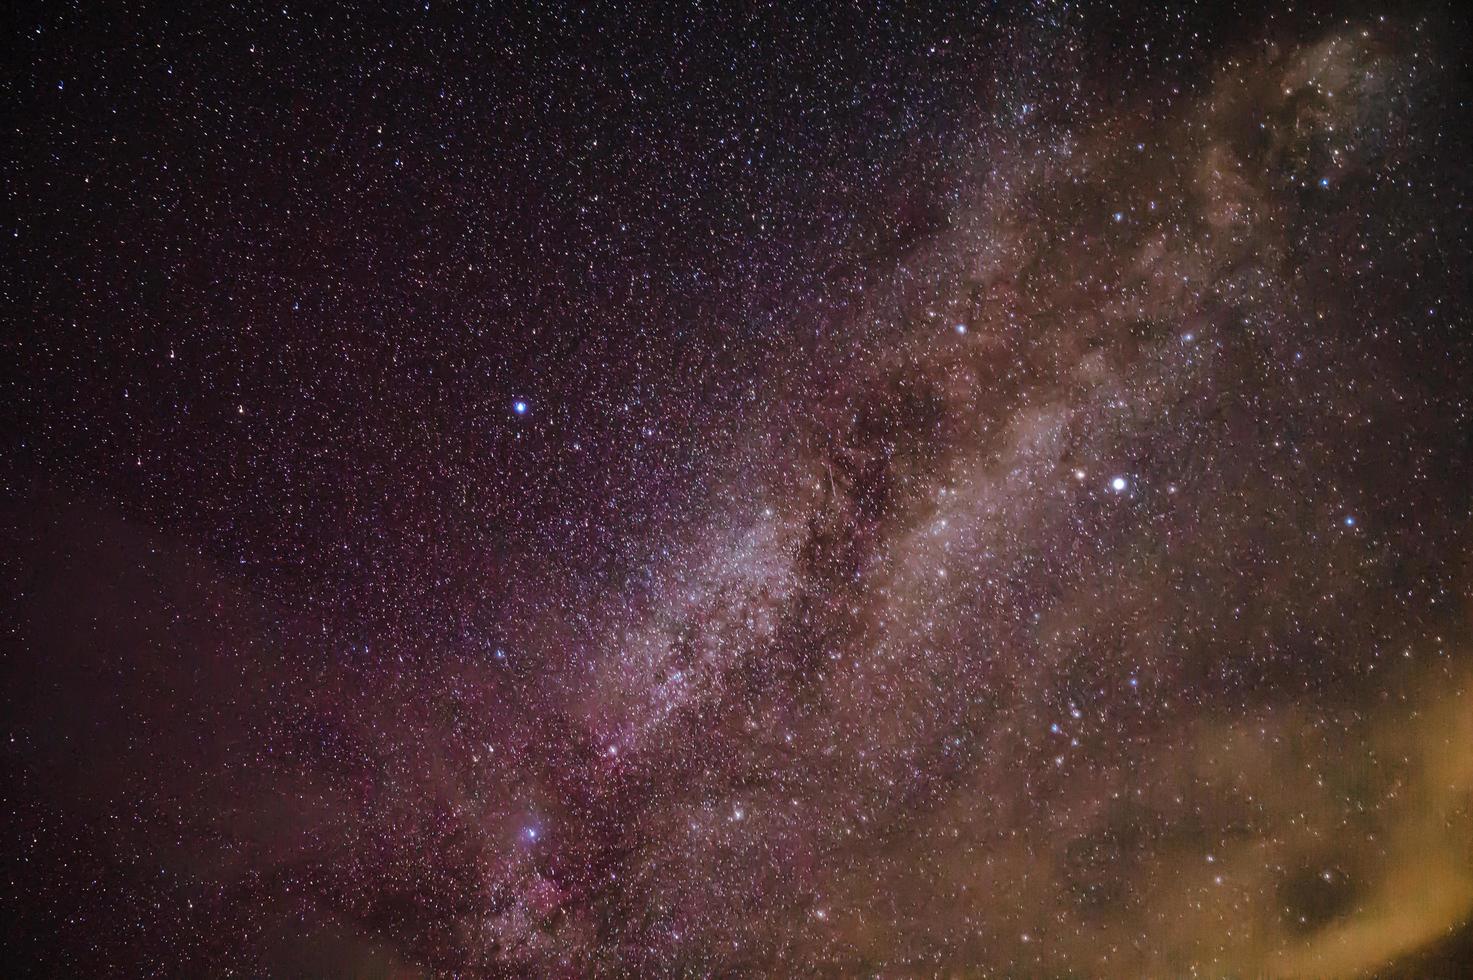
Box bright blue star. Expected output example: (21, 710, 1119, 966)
(513, 399, 529, 415)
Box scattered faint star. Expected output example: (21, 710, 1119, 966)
(10, 7, 1471, 976)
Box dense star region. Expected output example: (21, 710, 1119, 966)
(5, 2, 1473, 976)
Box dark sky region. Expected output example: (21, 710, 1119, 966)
(5, 1, 1473, 976)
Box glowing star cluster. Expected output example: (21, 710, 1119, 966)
(6, 3, 1473, 978)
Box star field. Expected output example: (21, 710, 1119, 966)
(5, 2, 1473, 976)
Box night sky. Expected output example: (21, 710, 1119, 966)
(6, 1, 1473, 976)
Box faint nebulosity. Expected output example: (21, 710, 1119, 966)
(5, 2, 1473, 976)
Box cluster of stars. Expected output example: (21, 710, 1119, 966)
(6, 3, 1472, 978)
